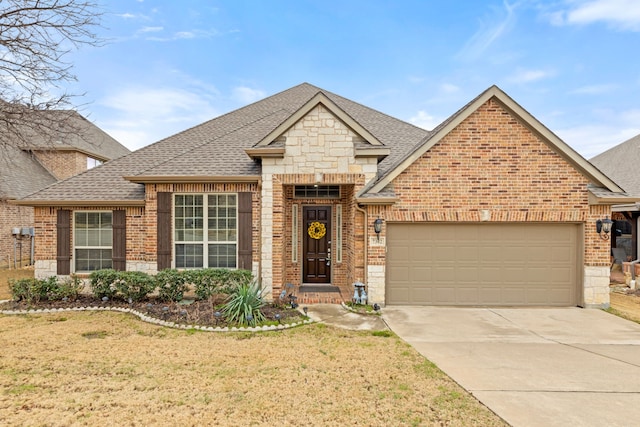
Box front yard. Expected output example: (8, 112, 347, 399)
(3, 267, 640, 425)
(0, 269, 505, 426)
(0, 311, 506, 426)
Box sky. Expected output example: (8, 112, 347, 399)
(65, 0, 640, 158)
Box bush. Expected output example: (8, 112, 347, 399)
(9, 276, 83, 304)
(156, 269, 189, 302)
(221, 279, 265, 326)
(191, 268, 253, 300)
(50, 275, 84, 301)
(114, 271, 156, 302)
(89, 270, 155, 302)
(89, 269, 120, 299)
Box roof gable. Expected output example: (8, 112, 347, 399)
(255, 92, 384, 148)
(365, 85, 624, 195)
(16, 83, 428, 205)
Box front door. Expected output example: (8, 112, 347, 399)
(303, 206, 331, 283)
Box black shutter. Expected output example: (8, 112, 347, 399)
(56, 210, 71, 275)
(237, 192, 253, 271)
(157, 192, 172, 271)
(112, 210, 126, 271)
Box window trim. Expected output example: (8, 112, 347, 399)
(294, 185, 341, 199)
(292, 204, 298, 263)
(73, 210, 113, 273)
(336, 204, 343, 263)
(172, 193, 239, 269)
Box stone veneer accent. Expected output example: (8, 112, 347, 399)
(259, 104, 377, 297)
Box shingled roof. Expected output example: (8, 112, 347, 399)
(18, 83, 429, 205)
(1, 110, 129, 201)
(590, 133, 640, 196)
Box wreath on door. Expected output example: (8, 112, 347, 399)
(308, 221, 327, 239)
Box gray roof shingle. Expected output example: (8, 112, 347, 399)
(20, 83, 429, 203)
(1, 109, 129, 200)
(590, 133, 640, 196)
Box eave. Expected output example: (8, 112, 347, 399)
(356, 196, 399, 206)
(10, 199, 146, 207)
(124, 175, 261, 184)
(354, 147, 391, 160)
(244, 147, 286, 159)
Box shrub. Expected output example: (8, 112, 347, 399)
(10, 276, 83, 304)
(50, 275, 84, 301)
(89, 270, 155, 302)
(221, 279, 265, 326)
(10, 278, 41, 304)
(156, 269, 189, 302)
(89, 269, 119, 299)
(113, 271, 156, 302)
(191, 268, 253, 300)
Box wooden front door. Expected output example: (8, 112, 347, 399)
(303, 206, 331, 283)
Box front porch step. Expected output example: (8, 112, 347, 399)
(296, 292, 343, 305)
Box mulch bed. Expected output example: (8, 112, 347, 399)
(0, 294, 305, 328)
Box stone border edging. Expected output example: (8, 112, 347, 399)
(0, 301, 313, 333)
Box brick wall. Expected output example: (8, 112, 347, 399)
(365, 98, 611, 305)
(34, 183, 261, 277)
(271, 173, 366, 299)
(33, 150, 88, 180)
(0, 201, 34, 268)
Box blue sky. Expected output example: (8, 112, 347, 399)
(67, 0, 640, 158)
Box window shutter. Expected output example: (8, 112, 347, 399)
(157, 192, 172, 271)
(112, 210, 126, 271)
(56, 210, 71, 275)
(237, 192, 253, 271)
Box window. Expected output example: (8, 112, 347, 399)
(74, 212, 112, 271)
(294, 185, 340, 198)
(87, 157, 103, 169)
(174, 194, 237, 268)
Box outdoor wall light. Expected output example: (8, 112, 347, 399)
(596, 216, 613, 240)
(373, 218, 384, 241)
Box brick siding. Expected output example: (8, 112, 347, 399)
(33, 150, 88, 180)
(0, 201, 34, 268)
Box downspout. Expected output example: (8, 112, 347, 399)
(355, 203, 368, 284)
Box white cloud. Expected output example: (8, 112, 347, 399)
(457, 0, 519, 61)
(507, 68, 554, 83)
(440, 83, 461, 93)
(570, 84, 618, 95)
(558, 125, 640, 158)
(232, 86, 266, 104)
(551, 0, 640, 31)
(98, 87, 219, 150)
(409, 111, 442, 130)
(138, 26, 163, 33)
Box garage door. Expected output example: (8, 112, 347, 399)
(386, 223, 580, 306)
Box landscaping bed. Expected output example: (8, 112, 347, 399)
(0, 294, 305, 328)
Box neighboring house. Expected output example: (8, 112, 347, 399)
(591, 133, 640, 261)
(1, 110, 129, 268)
(15, 83, 635, 308)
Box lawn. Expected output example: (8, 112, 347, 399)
(0, 268, 506, 426)
(0, 311, 506, 426)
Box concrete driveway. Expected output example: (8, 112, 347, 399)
(382, 307, 640, 427)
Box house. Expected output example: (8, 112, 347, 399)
(14, 83, 635, 308)
(591, 133, 640, 261)
(1, 110, 129, 268)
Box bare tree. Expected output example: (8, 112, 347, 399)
(0, 0, 102, 155)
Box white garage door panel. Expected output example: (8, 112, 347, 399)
(386, 223, 580, 306)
